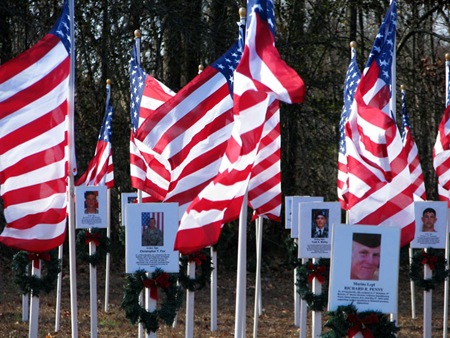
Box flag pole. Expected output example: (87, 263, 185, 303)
(403, 84, 417, 321)
(234, 7, 248, 337)
(252, 215, 263, 337)
(28, 259, 41, 338)
(104, 80, 112, 313)
(67, 0, 79, 336)
(234, 190, 248, 338)
(443, 52, 450, 338)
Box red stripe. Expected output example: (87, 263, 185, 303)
(0, 231, 66, 253)
(7, 208, 67, 230)
(2, 178, 66, 205)
(0, 57, 70, 118)
(0, 140, 66, 184)
(0, 35, 61, 84)
(0, 102, 67, 154)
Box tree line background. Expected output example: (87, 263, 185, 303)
(1, 0, 450, 264)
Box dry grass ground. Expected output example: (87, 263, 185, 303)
(0, 251, 449, 338)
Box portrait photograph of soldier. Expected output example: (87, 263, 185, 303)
(141, 212, 164, 247)
(410, 201, 447, 249)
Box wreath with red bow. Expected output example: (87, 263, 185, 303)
(12, 249, 61, 297)
(121, 268, 182, 333)
(76, 228, 110, 266)
(178, 249, 213, 291)
(296, 258, 330, 311)
(409, 248, 449, 291)
(322, 304, 399, 338)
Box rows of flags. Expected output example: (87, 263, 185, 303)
(2, 0, 450, 255)
(341, 0, 415, 247)
(0, 1, 71, 252)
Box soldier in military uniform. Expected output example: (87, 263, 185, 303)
(142, 217, 163, 246)
(311, 210, 329, 238)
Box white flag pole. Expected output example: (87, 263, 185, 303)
(234, 190, 248, 338)
(134, 29, 145, 338)
(68, 0, 78, 336)
(55, 244, 64, 331)
(28, 259, 41, 338)
(311, 258, 322, 338)
(210, 246, 218, 331)
(89, 231, 98, 338)
(253, 216, 263, 337)
(423, 249, 432, 338)
(408, 245, 416, 319)
(443, 54, 450, 338)
(390, 1, 398, 325)
(104, 81, 112, 312)
(185, 261, 196, 338)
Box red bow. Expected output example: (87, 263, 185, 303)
(188, 252, 206, 266)
(143, 273, 170, 300)
(85, 231, 101, 246)
(28, 252, 51, 269)
(421, 250, 438, 270)
(307, 262, 327, 284)
(347, 313, 379, 338)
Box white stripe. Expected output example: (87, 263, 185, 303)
(0, 78, 69, 138)
(0, 219, 66, 240)
(0, 42, 68, 102)
(5, 192, 67, 222)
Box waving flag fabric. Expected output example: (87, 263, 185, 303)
(345, 0, 415, 247)
(337, 46, 360, 210)
(433, 60, 450, 205)
(76, 84, 115, 188)
(129, 39, 175, 200)
(175, 0, 305, 254)
(0, 0, 71, 252)
(401, 88, 426, 201)
(135, 27, 244, 213)
(248, 98, 281, 221)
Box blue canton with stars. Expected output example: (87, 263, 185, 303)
(211, 41, 242, 96)
(50, 0, 71, 55)
(129, 41, 147, 134)
(247, 0, 276, 37)
(99, 86, 114, 142)
(365, 0, 396, 90)
(338, 50, 361, 155)
(401, 89, 411, 143)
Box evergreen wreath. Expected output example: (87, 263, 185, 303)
(76, 228, 110, 266)
(296, 258, 330, 311)
(12, 249, 61, 297)
(178, 249, 213, 291)
(285, 238, 302, 269)
(409, 248, 449, 291)
(121, 268, 182, 333)
(322, 304, 399, 338)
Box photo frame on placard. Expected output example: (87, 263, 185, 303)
(328, 224, 400, 313)
(120, 192, 137, 226)
(284, 196, 294, 229)
(75, 186, 107, 229)
(410, 201, 447, 249)
(125, 203, 179, 273)
(290, 196, 323, 239)
(298, 201, 340, 258)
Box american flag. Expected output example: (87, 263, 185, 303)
(134, 29, 244, 215)
(248, 98, 281, 221)
(401, 88, 426, 201)
(345, 0, 415, 247)
(175, 0, 305, 254)
(337, 46, 360, 210)
(129, 38, 175, 201)
(0, 0, 71, 252)
(433, 60, 450, 205)
(75, 84, 115, 188)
